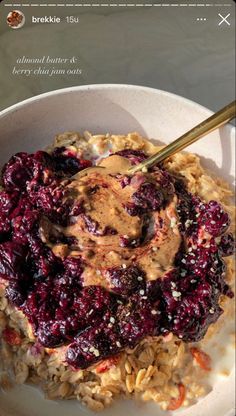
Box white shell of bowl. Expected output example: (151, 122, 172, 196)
(0, 84, 235, 416)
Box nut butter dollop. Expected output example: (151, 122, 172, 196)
(55, 155, 181, 288)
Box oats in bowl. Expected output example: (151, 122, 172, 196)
(0, 132, 235, 412)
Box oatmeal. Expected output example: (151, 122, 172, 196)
(0, 132, 235, 411)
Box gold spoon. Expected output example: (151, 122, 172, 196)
(73, 100, 236, 179)
(129, 100, 236, 174)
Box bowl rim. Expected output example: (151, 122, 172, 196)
(0, 83, 235, 416)
(0, 84, 234, 134)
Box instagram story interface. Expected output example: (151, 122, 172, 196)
(0, 2, 235, 416)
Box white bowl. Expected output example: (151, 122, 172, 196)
(0, 85, 235, 416)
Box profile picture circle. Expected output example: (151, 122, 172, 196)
(7, 10, 25, 29)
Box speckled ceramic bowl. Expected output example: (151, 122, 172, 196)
(0, 84, 235, 416)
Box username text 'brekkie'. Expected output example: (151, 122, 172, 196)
(32, 15, 61, 23)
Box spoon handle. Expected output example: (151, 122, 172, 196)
(129, 100, 236, 174)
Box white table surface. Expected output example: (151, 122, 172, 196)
(0, 1, 235, 112)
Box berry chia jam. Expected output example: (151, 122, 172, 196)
(0, 146, 234, 369)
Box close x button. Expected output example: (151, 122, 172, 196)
(218, 13, 231, 26)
